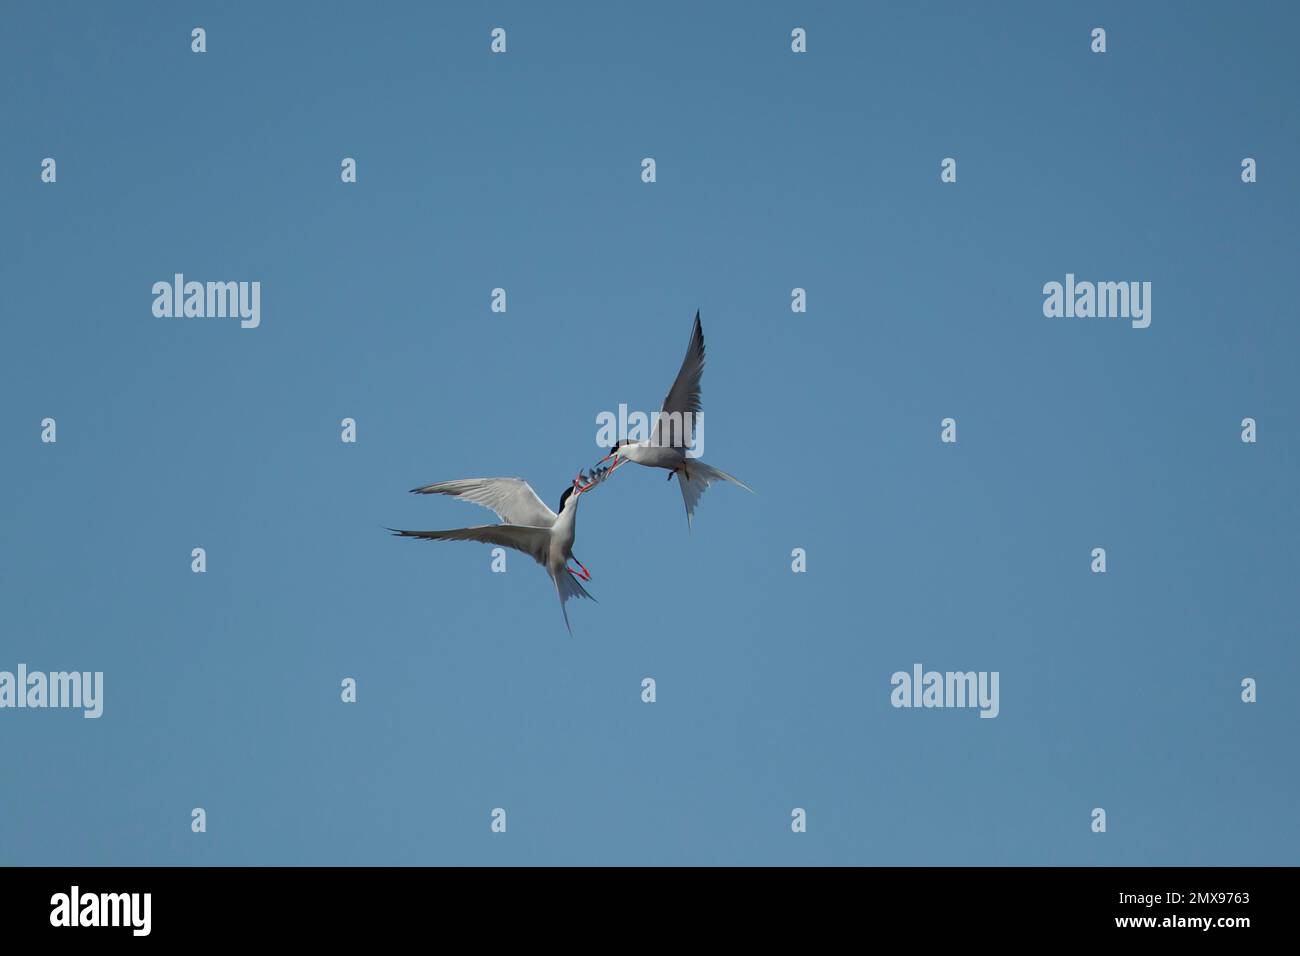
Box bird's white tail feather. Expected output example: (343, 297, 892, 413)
(676, 461, 754, 530)
(555, 569, 596, 637)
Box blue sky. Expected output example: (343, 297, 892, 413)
(2, 1, 1297, 865)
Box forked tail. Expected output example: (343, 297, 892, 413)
(555, 567, 597, 637)
(676, 461, 755, 530)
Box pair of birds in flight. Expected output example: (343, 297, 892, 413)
(389, 312, 753, 635)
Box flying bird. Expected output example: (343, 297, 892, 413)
(601, 312, 753, 527)
(388, 476, 597, 636)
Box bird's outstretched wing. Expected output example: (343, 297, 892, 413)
(652, 311, 705, 451)
(409, 478, 556, 526)
(388, 524, 551, 565)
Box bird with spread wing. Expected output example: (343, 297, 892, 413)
(598, 311, 753, 528)
(388, 476, 599, 636)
